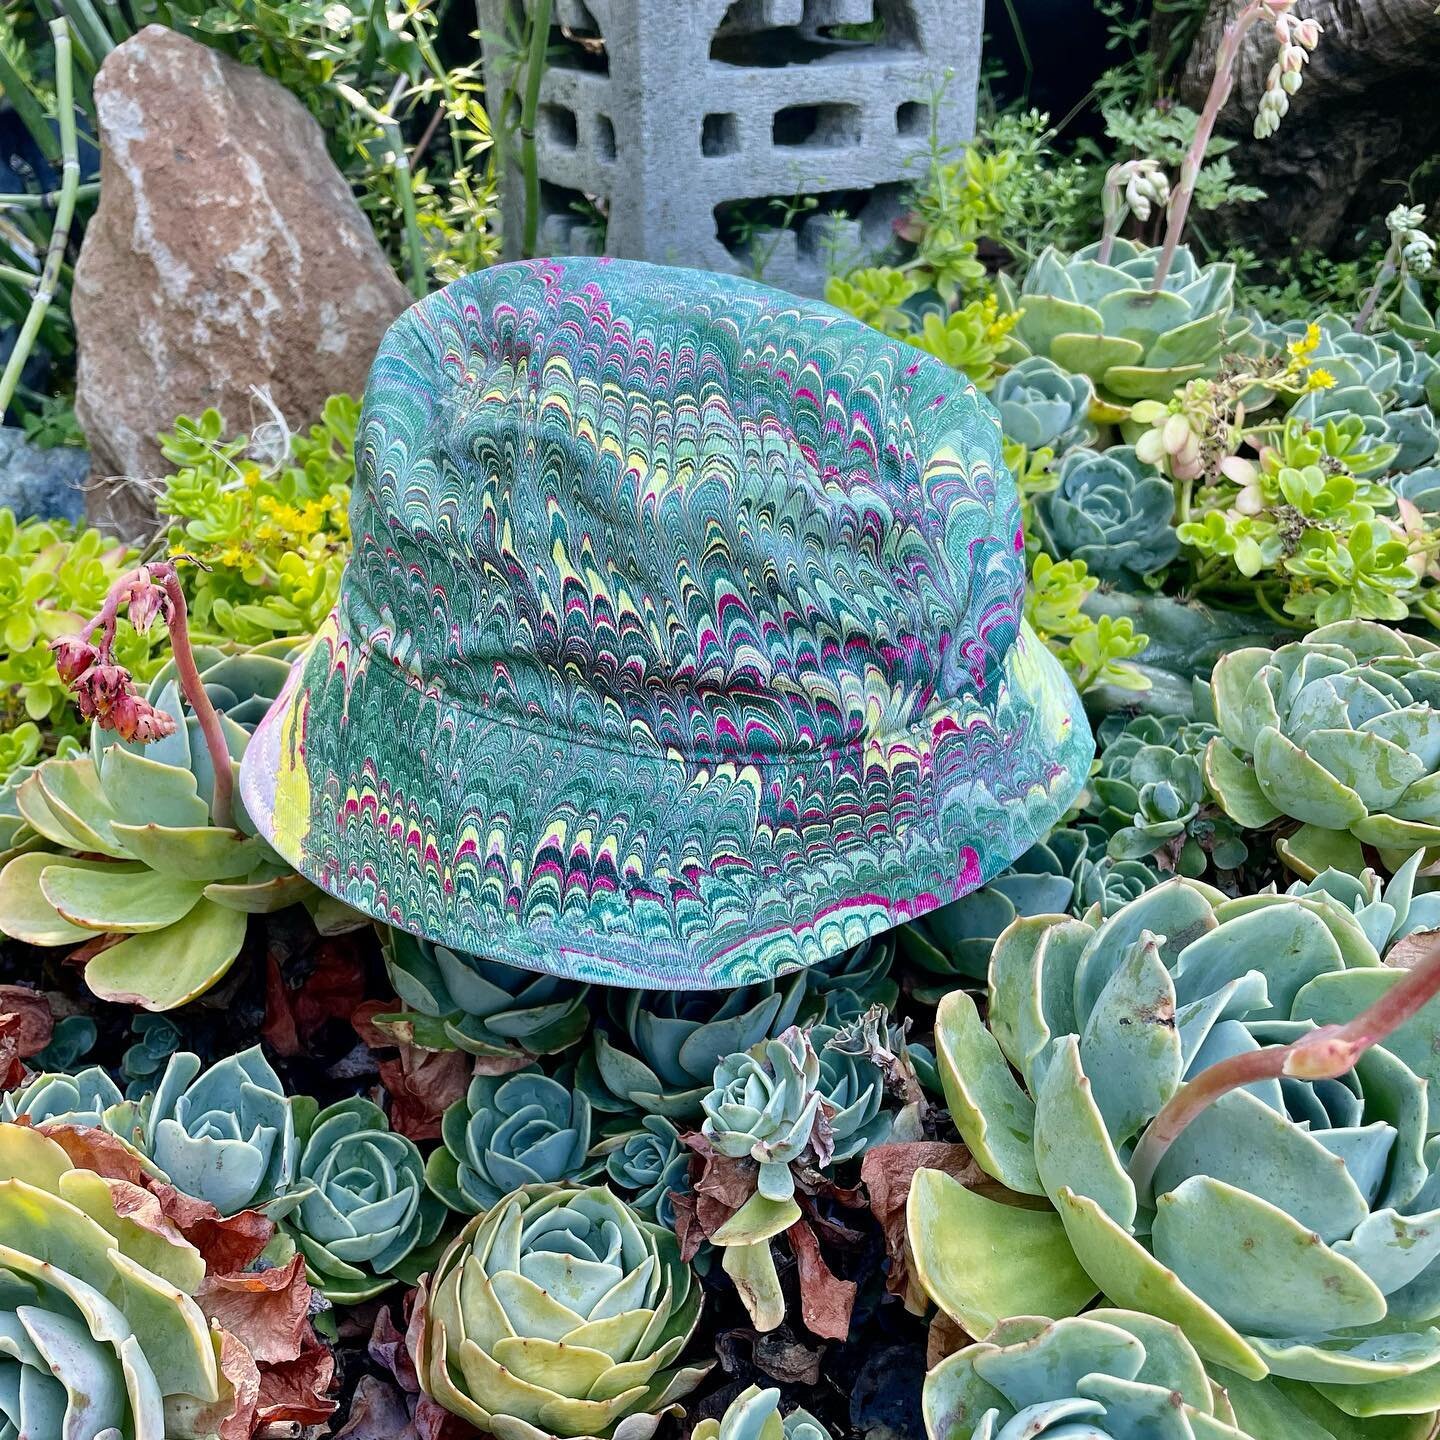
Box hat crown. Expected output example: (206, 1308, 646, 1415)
(347, 258, 1022, 761)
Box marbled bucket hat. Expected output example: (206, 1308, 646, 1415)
(240, 257, 1092, 989)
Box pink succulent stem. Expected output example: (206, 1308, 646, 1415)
(1128, 933, 1440, 1196)
(1151, 0, 1269, 292)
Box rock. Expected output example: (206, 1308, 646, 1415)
(0, 428, 89, 524)
(850, 1342, 926, 1440)
(72, 25, 412, 538)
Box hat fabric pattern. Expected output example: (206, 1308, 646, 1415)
(241, 257, 1092, 988)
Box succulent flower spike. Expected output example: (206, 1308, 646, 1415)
(693, 1385, 832, 1440)
(289, 1095, 446, 1303)
(427, 1067, 595, 1214)
(0, 1122, 223, 1438)
(922, 1311, 1253, 1440)
(926, 876, 1440, 1413)
(1204, 620, 1440, 877)
(411, 1183, 708, 1440)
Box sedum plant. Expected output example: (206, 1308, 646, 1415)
(996, 238, 1246, 404)
(289, 1095, 445, 1303)
(922, 1310, 1253, 1440)
(576, 974, 808, 1123)
(0, 1122, 227, 1438)
(1024, 553, 1150, 697)
(929, 877, 1440, 1416)
(1035, 446, 1179, 585)
(427, 1068, 594, 1214)
(0, 628, 310, 1010)
(990, 355, 1096, 453)
(382, 928, 591, 1061)
(694, 1385, 831, 1440)
(1204, 620, 1440, 876)
(412, 1183, 708, 1440)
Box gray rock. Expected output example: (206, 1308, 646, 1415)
(72, 25, 413, 539)
(477, 0, 983, 296)
(0, 428, 89, 524)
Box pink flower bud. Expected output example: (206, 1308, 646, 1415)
(127, 700, 178, 744)
(50, 634, 101, 685)
(74, 664, 132, 717)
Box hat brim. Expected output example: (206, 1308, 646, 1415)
(239, 609, 1092, 989)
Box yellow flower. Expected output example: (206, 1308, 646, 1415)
(1306, 367, 1336, 391)
(1286, 322, 1321, 362)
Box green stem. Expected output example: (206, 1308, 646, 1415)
(519, 0, 553, 259)
(0, 180, 99, 210)
(0, 20, 79, 420)
(336, 83, 426, 298)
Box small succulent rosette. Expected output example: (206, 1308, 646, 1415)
(426, 1067, 595, 1213)
(411, 1182, 708, 1440)
(694, 1385, 832, 1440)
(288, 1094, 446, 1303)
(601, 1114, 689, 1227)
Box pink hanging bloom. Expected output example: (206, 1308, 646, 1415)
(50, 634, 101, 685)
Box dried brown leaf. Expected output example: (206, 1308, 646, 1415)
(785, 1218, 855, 1342)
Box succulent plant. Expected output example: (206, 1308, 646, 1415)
(996, 239, 1245, 404)
(113, 1046, 300, 1216)
(603, 1114, 689, 1227)
(0, 1062, 122, 1126)
(412, 1183, 707, 1440)
(0, 732, 78, 863)
(990, 355, 1097, 452)
(576, 974, 808, 1122)
(693, 1385, 832, 1440)
(289, 1094, 445, 1303)
(1395, 464, 1440, 517)
(1204, 619, 1440, 876)
(922, 1311, 1253, 1440)
(813, 1021, 892, 1163)
(934, 876, 1440, 1410)
(382, 928, 590, 1061)
(805, 935, 899, 1025)
(0, 642, 310, 1010)
(1035, 447, 1179, 585)
(120, 1013, 184, 1096)
(1087, 711, 1249, 877)
(701, 1027, 824, 1202)
(0, 1122, 227, 1437)
(1281, 848, 1440, 957)
(1071, 853, 1166, 917)
(427, 1067, 594, 1214)
(1392, 278, 1440, 356)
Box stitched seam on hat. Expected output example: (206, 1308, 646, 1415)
(344, 617, 1016, 772)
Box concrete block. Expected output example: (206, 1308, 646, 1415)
(477, 0, 982, 296)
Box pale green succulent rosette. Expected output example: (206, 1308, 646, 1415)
(1204, 620, 1440, 878)
(701, 1027, 824, 1204)
(382, 928, 591, 1061)
(413, 1182, 708, 1440)
(1283, 850, 1440, 958)
(692, 1385, 833, 1440)
(113, 1046, 300, 1217)
(930, 876, 1440, 1420)
(427, 1067, 595, 1214)
(997, 238, 1246, 405)
(922, 1310, 1253, 1440)
(290, 1094, 446, 1303)
(0, 641, 310, 1010)
(576, 973, 808, 1124)
(0, 1123, 225, 1439)
(0, 1063, 123, 1126)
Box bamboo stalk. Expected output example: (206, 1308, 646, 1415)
(519, 0, 553, 259)
(0, 19, 80, 419)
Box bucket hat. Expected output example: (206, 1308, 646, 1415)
(240, 257, 1092, 989)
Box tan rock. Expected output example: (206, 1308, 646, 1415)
(73, 25, 412, 537)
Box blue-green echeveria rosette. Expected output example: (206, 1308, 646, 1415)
(427, 1067, 594, 1213)
(940, 875, 1440, 1417)
(0, 1064, 123, 1127)
(990, 355, 1096, 453)
(805, 936, 899, 1026)
(1035, 446, 1179, 585)
(1283, 849, 1440, 959)
(922, 1310, 1253, 1440)
(693, 1385, 833, 1440)
(812, 1019, 892, 1163)
(1203, 619, 1440, 877)
(289, 1094, 446, 1302)
(383, 928, 590, 1060)
(116, 1046, 299, 1216)
(577, 973, 808, 1123)
(412, 1182, 708, 1440)
(701, 1026, 824, 1202)
(604, 1114, 690, 1226)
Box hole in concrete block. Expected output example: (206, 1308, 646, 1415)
(539, 104, 579, 151)
(896, 100, 929, 136)
(702, 112, 741, 157)
(596, 114, 617, 160)
(548, 19, 609, 74)
(772, 103, 861, 149)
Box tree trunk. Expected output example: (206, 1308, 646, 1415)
(1178, 0, 1440, 257)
